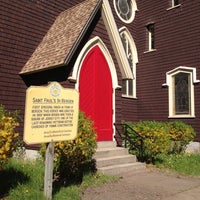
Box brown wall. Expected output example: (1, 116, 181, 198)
(0, 0, 85, 140)
(1, 0, 200, 142)
(97, 1, 200, 141)
(115, 0, 200, 140)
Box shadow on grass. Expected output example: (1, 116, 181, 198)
(52, 159, 97, 196)
(0, 167, 29, 198)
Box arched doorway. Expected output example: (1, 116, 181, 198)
(79, 45, 113, 141)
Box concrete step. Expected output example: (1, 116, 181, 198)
(95, 147, 129, 158)
(98, 162, 146, 175)
(96, 154, 137, 168)
(97, 141, 117, 148)
(94, 142, 146, 175)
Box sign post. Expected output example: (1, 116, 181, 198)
(44, 141, 54, 200)
(23, 82, 79, 200)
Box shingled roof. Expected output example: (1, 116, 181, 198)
(20, 0, 102, 75)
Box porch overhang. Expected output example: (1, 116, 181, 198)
(20, 0, 102, 75)
(20, 0, 133, 80)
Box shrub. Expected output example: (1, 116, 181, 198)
(40, 111, 97, 183)
(124, 121, 195, 163)
(167, 121, 195, 153)
(0, 105, 20, 170)
(126, 121, 171, 163)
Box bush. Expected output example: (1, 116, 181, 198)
(0, 105, 20, 170)
(167, 121, 195, 153)
(126, 121, 171, 163)
(40, 111, 97, 183)
(124, 121, 195, 163)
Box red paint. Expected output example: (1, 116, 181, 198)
(79, 45, 113, 141)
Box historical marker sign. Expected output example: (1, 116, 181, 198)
(23, 82, 79, 144)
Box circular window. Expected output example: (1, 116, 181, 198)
(114, 0, 136, 23)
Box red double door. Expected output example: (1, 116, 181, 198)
(79, 45, 113, 141)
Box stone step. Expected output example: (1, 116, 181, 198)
(94, 142, 146, 175)
(96, 154, 137, 168)
(98, 162, 146, 175)
(97, 141, 117, 148)
(95, 147, 129, 158)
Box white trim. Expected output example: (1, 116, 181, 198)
(113, 0, 137, 24)
(167, 4, 181, 10)
(163, 66, 199, 118)
(146, 24, 155, 51)
(102, 0, 133, 80)
(171, 0, 180, 7)
(68, 36, 120, 89)
(144, 49, 157, 54)
(163, 66, 200, 87)
(167, 0, 181, 10)
(69, 36, 119, 141)
(119, 27, 138, 64)
(119, 27, 138, 98)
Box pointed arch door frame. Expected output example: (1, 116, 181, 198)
(69, 36, 120, 141)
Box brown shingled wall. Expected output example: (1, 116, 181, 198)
(129, 0, 200, 140)
(0, 0, 84, 139)
(1, 0, 200, 143)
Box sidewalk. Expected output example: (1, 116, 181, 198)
(82, 168, 200, 200)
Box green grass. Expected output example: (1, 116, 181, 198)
(1, 153, 200, 199)
(0, 158, 118, 200)
(0, 159, 45, 200)
(155, 153, 200, 176)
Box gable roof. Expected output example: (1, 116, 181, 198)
(20, 0, 102, 75)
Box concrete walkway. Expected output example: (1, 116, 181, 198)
(82, 168, 200, 200)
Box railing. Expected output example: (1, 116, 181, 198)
(114, 123, 144, 161)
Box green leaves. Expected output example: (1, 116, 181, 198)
(124, 120, 196, 163)
(0, 105, 20, 169)
(40, 111, 97, 183)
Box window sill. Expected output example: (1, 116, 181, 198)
(168, 115, 195, 119)
(122, 95, 137, 99)
(144, 49, 157, 54)
(167, 4, 181, 11)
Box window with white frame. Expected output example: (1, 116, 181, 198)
(163, 67, 199, 118)
(113, 0, 137, 24)
(119, 27, 138, 98)
(146, 24, 155, 51)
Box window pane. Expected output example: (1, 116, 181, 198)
(128, 80, 133, 96)
(122, 80, 127, 95)
(147, 24, 154, 50)
(174, 73, 190, 114)
(115, 0, 132, 21)
(120, 31, 134, 97)
(174, 0, 179, 6)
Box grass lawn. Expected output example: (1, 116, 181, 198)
(0, 158, 117, 200)
(1, 153, 200, 199)
(155, 153, 200, 176)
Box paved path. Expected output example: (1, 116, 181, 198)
(82, 168, 200, 200)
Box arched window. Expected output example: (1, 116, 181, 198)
(119, 27, 138, 98)
(163, 66, 199, 118)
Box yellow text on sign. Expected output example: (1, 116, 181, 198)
(23, 82, 79, 144)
